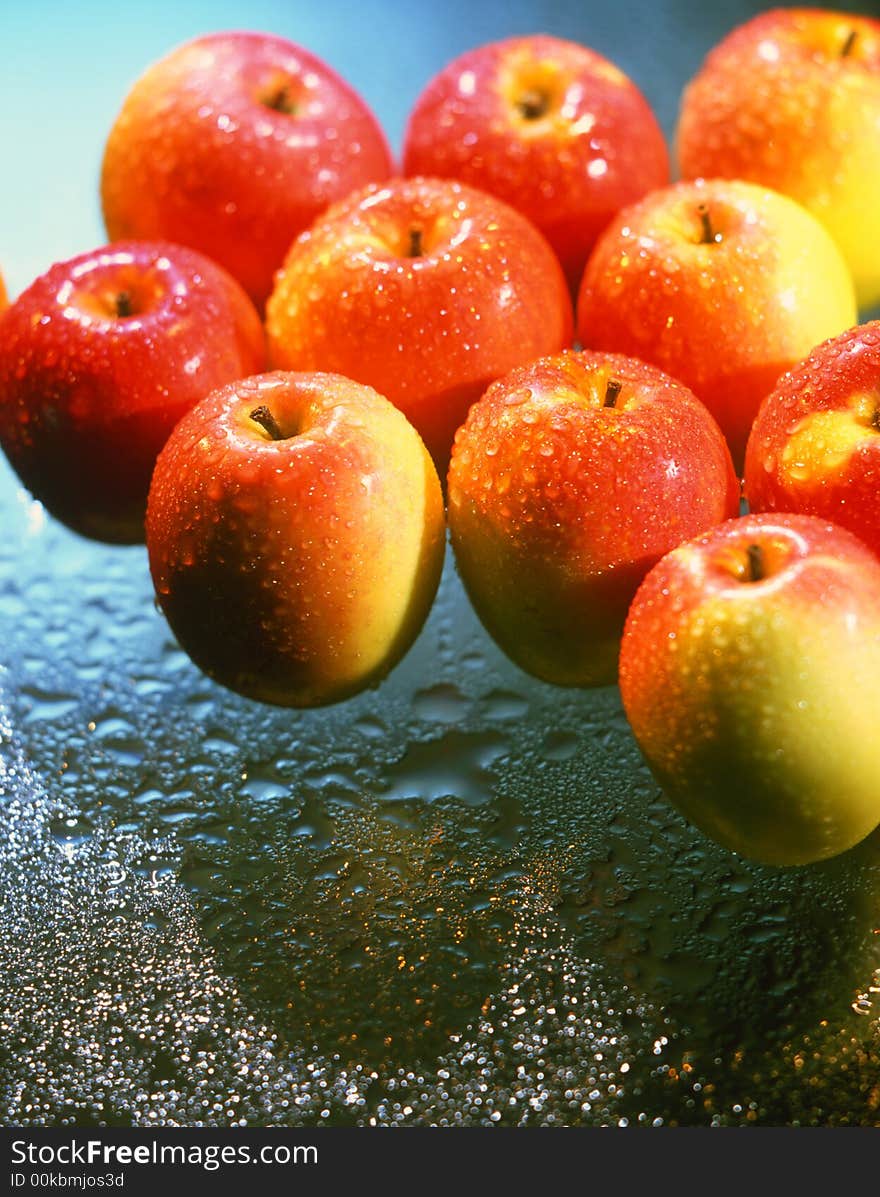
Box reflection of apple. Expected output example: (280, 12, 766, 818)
(402, 34, 669, 293)
(620, 512, 880, 866)
(677, 8, 880, 310)
(266, 176, 573, 472)
(146, 371, 445, 708)
(101, 31, 394, 308)
(577, 178, 857, 467)
(745, 322, 880, 555)
(447, 351, 739, 687)
(0, 241, 264, 543)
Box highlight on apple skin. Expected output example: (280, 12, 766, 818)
(101, 31, 394, 308)
(0, 240, 265, 544)
(402, 33, 669, 293)
(676, 7, 880, 311)
(745, 321, 880, 557)
(146, 371, 446, 708)
(576, 177, 857, 467)
(447, 350, 740, 688)
(619, 513, 880, 867)
(265, 176, 573, 475)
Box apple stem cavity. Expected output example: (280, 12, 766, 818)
(263, 84, 298, 115)
(115, 291, 134, 318)
(746, 543, 765, 583)
(407, 228, 424, 258)
(841, 29, 858, 57)
(604, 378, 623, 408)
(697, 203, 721, 246)
(872, 406, 880, 432)
(250, 405, 286, 441)
(516, 88, 550, 120)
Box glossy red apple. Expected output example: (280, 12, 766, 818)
(447, 350, 739, 686)
(677, 8, 880, 311)
(402, 34, 669, 293)
(101, 31, 394, 308)
(620, 513, 880, 865)
(0, 241, 265, 543)
(146, 371, 446, 708)
(266, 176, 573, 472)
(577, 178, 857, 466)
(745, 321, 880, 555)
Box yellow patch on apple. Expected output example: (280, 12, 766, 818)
(780, 391, 880, 483)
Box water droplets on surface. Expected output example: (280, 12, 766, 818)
(0, 461, 879, 1126)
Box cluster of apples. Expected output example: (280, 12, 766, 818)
(1, 11, 880, 869)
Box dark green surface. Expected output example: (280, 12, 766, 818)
(1, 0, 879, 1127)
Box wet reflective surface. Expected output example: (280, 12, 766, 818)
(1, 459, 879, 1127)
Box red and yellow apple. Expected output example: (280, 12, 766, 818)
(677, 8, 880, 311)
(402, 34, 669, 293)
(577, 178, 857, 466)
(266, 176, 573, 472)
(101, 31, 394, 308)
(447, 350, 739, 687)
(745, 321, 880, 555)
(146, 371, 445, 708)
(620, 513, 880, 866)
(0, 240, 264, 543)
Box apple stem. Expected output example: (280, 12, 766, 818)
(517, 88, 549, 120)
(697, 203, 720, 245)
(604, 378, 623, 408)
(746, 543, 765, 583)
(407, 228, 424, 258)
(842, 29, 858, 57)
(115, 291, 133, 318)
(264, 84, 297, 114)
(250, 405, 285, 441)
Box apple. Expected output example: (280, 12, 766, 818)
(676, 8, 880, 311)
(101, 31, 394, 308)
(146, 371, 446, 708)
(447, 350, 739, 687)
(0, 240, 265, 543)
(745, 321, 880, 555)
(401, 34, 669, 293)
(576, 178, 857, 468)
(265, 176, 573, 472)
(620, 512, 880, 866)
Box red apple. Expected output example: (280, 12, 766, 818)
(265, 176, 573, 472)
(101, 31, 394, 308)
(146, 371, 445, 708)
(677, 8, 880, 311)
(745, 321, 880, 555)
(402, 34, 669, 293)
(620, 513, 880, 865)
(447, 350, 739, 687)
(577, 178, 857, 467)
(0, 240, 265, 543)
